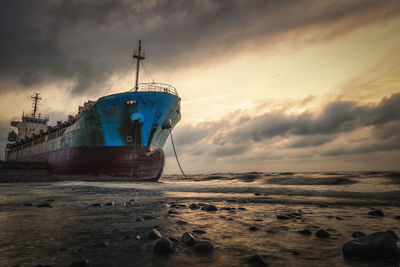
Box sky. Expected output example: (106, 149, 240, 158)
(0, 0, 399, 173)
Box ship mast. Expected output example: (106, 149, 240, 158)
(31, 93, 42, 118)
(133, 40, 145, 91)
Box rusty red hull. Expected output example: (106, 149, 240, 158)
(23, 146, 165, 181)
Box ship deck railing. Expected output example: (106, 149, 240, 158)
(132, 83, 179, 96)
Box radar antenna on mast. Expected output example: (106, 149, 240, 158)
(133, 40, 146, 91)
(31, 93, 42, 118)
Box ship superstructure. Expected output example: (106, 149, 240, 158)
(5, 41, 181, 181)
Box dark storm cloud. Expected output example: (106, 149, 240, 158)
(1, 0, 400, 94)
(0, 120, 12, 160)
(174, 93, 400, 157)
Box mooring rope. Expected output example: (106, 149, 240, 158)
(170, 129, 187, 179)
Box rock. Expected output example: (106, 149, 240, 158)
(37, 203, 52, 208)
(386, 230, 399, 241)
(249, 226, 259, 231)
(238, 207, 246, 211)
(181, 232, 196, 246)
(146, 229, 162, 240)
(46, 199, 55, 202)
(352, 232, 365, 238)
(297, 229, 311, 235)
(292, 250, 300, 256)
(23, 203, 33, 206)
(226, 199, 236, 203)
(176, 220, 188, 225)
(201, 205, 218, 211)
(189, 203, 200, 209)
(105, 202, 114, 206)
(343, 232, 400, 260)
(154, 238, 175, 253)
(315, 229, 330, 238)
(336, 216, 343, 220)
(193, 240, 213, 253)
(143, 215, 155, 220)
(168, 209, 178, 214)
(192, 229, 206, 234)
(368, 210, 384, 217)
(69, 259, 89, 267)
(394, 216, 400, 220)
(276, 214, 290, 220)
(135, 218, 144, 222)
(248, 255, 268, 266)
(254, 193, 261, 196)
(91, 203, 103, 207)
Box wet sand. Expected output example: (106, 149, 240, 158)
(0, 172, 399, 266)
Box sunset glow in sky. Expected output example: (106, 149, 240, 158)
(0, 1, 399, 173)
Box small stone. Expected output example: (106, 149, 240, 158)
(181, 232, 196, 246)
(292, 250, 300, 256)
(146, 229, 162, 240)
(37, 203, 52, 208)
(168, 209, 178, 214)
(135, 235, 141, 240)
(351, 232, 365, 238)
(238, 207, 246, 211)
(201, 205, 218, 211)
(297, 229, 311, 235)
(386, 230, 399, 241)
(226, 199, 236, 203)
(248, 255, 268, 266)
(249, 226, 259, 231)
(192, 229, 206, 234)
(102, 241, 109, 247)
(254, 193, 261, 196)
(143, 215, 155, 220)
(316, 229, 330, 238)
(368, 210, 384, 217)
(276, 214, 290, 220)
(193, 240, 213, 253)
(105, 202, 114, 206)
(394, 216, 400, 220)
(176, 220, 188, 225)
(189, 203, 200, 209)
(336, 216, 343, 220)
(91, 203, 103, 207)
(154, 238, 175, 253)
(23, 203, 33, 206)
(319, 204, 329, 207)
(266, 229, 276, 233)
(46, 199, 55, 202)
(69, 259, 89, 267)
(135, 218, 144, 222)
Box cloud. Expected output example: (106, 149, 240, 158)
(1, 0, 400, 95)
(171, 92, 400, 160)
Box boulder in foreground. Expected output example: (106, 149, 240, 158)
(193, 240, 213, 253)
(343, 231, 400, 260)
(154, 238, 175, 253)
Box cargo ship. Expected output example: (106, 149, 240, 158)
(4, 41, 181, 181)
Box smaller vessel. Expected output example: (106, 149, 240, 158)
(5, 41, 181, 181)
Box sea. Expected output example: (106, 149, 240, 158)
(0, 171, 399, 266)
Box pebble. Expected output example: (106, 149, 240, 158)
(105, 202, 114, 206)
(146, 229, 162, 240)
(276, 214, 290, 220)
(316, 229, 330, 238)
(154, 238, 175, 253)
(143, 215, 155, 220)
(226, 199, 236, 203)
(192, 229, 206, 234)
(69, 259, 90, 267)
(336, 216, 343, 220)
(368, 210, 384, 217)
(135, 218, 144, 222)
(248, 255, 268, 266)
(176, 220, 188, 225)
(254, 193, 261, 196)
(37, 203, 52, 208)
(297, 229, 311, 235)
(189, 203, 200, 209)
(292, 250, 300, 256)
(46, 199, 55, 202)
(193, 240, 213, 253)
(249, 226, 259, 231)
(23, 203, 33, 206)
(91, 203, 103, 207)
(394, 216, 400, 220)
(168, 210, 178, 214)
(238, 207, 247, 211)
(181, 232, 196, 246)
(351, 232, 365, 238)
(201, 205, 218, 211)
